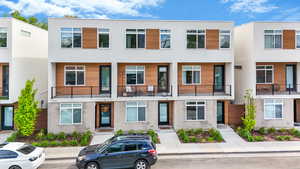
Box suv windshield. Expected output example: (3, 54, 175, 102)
(17, 145, 36, 155)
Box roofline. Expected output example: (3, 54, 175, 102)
(48, 17, 234, 24)
(0, 17, 48, 32)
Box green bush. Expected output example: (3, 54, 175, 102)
(60, 140, 69, 146)
(35, 129, 46, 140)
(268, 127, 276, 134)
(194, 128, 203, 135)
(199, 138, 206, 143)
(49, 141, 60, 147)
(208, 129, 223, 142)
(238, 128, 254, 142)
(39, 140, 50, 147)
(258, 127, 268, 135)
(31, 142, 39, 146)
(279, 128, 287, 133)
(290, 129, 300, 138)
(190, 136, 197, 143)
(275, 135, 291, 141)
(253, 135, 265, 142)
(57, 132, 66, 140)
(6, 132, 18, 142)
(242, 89, 256, 132)
(207, 137, 215, 142)
(71, 131, 81, 139)
(128, 130, 135, 135)
(147, 130, 159, 144)
(46, 133, 56, 141)
(69, 140, 78, 146)
(182, 135, 190, 143)
(115, 129, 124, 136)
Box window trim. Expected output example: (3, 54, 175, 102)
(60, 28, 82, 49)
(219, 30, 231, 49)
(263, 99, 284, 120)
(186, 29, 206, 49)
(185, 101, 206, 121)
(125, 29, 147, 49)
(59, 103, 83, 125)
(264, 30, 283, 49)
(256, 65, 274, 84)
(182, 65, 201, 85)
(64, 65, 86, 86)
(125, 65, 145, 85)
(296, 30, 300, 49)
(125, 102, 147, 123)
(160, 29, 171, 49)
(0, 27, 8, 48)
(98, 28, 110, 49)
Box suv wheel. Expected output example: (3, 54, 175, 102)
(9, 166, 22, 169)
(85, 162, 99, 169)
(135, 159, 149, 169)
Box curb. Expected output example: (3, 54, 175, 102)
(45, 150, 300, 161)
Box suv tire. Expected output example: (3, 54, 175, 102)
(85, 162, 99, 169)
(135, 159, 149, 169)
(9, 166, 22, 169)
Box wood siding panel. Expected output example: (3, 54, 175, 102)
(206, 30, 219, 49)
(228, 104, 245, 126)
(83, 28, 97, 49)
(295, 100, 300, 123)
(283, 30, 295, 49)
(146, 29, 160, 49)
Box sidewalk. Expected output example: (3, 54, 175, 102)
(45, 128, 300, 160)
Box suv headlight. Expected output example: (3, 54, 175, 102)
(77, 155, 86, 161)
(29, 156, 38, 161)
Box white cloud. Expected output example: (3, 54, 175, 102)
(221, 0, 278, 13)
(0, 0, 164, 18)
(271, 7, 300, 21)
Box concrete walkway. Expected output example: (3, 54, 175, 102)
(0, 131, 12, 143)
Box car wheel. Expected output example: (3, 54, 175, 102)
(135, 159, 149, 169)
(9, 166, 22, 169)
(85, 162, 99, 169)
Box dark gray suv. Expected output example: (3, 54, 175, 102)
(76, 135, 157, 169)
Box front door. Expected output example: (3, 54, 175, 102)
(99, 65, 111, 94)
(157, 66, 169, 93)
(286, 65, 296, 91)
(99, 104, 111, 127)
(214, 65, 225, 92)
(1, 106, 14, 130)
(217, 101, 225, 124)
(159, 102, 169, 125)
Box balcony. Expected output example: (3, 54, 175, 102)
(117, 85, 172, 97)
(256, 84, 300, 95)
(51, 86, 111, 99)
(178, 85, 232, 96)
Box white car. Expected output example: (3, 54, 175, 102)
(0, 142, 45, 169)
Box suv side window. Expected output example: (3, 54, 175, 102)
(137, 143, 150, 150)
(106, 143, 123, 153)
(0, 150, 18, 159)
(124, 143, 137, 151)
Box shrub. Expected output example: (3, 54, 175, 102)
(71, 131, 81, 139)
(242, 89, 256, 132)
(31, 142, 39, 147)
(182, 134, 190, 143)
(258, 127, 268, 135)
(207, 137, 215, 142)
(57, 132, 66, 140)
(199, 138, 206, 143)
(275, 135, 292, 141)
(46, 133, 56, 141)
(35, 129, 46, 140)
(39, 140, 50, 147)
(69, 140, 78, 146)
(60, 140, 69, 146)
(279, 128, 287, 133)
(115, 129, 124, 136)
(253, 135, 265, 142)
(290, 129, 300, 138)
(208, 129, 223, 142)
(6, 132, 18, 142)
(147, 130, 159, 144)
(268, 127, 276, 134)
(194, 128, 203, 135)
(49, 141, 60, 147)
(238, 128, 254, 142)
(190, 136, 197, 143)
(128, 130, 135, 135)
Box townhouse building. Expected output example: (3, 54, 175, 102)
(0, 18, 48, 130)
(48, 18, 235, 133)
(235, 22, 300, 128)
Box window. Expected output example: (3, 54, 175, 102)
(220, 30, 231, 48)
(297, 31, 300, 49)
(256, 65, 273, 84)
(98, 28, 109, 48)
(186, 101, 205, 120)
(126, 66, 144, 85)
(61, 28, 81, 48)
(107, 143, 124, 153)
(0, 28, 7, 47)
(182, 65, 201, 85)
(0, 150, 18, 159)
(126, 102, 146, 122)
(126, 29, 145, 48)
(264, 99, 283, 119)
(64, 66, 85, 86)
(264, 30, 282, 49)
(186, 30, 205, 49)
(124, 143, 137, 151)
(60, 103, 82, 125)
(17, 144, 36, 155)
(160, 30, 171, 48)
(21, 30, 31, 37)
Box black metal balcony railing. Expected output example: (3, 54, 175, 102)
(51, 86, 111, 99)
(0, 88, 9, 100)
(256, 84, 300, 95)
(117, 85, 172, 97)
(178, 85, 232, 96)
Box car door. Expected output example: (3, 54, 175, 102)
(100, 143, 125, 169)
(120, 142, 139, 168)
(0, 150, 19, 169)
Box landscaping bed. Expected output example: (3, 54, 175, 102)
(6, 129, 93, 147)
(236, 127, 300, 142)
(115, 129, 160, 144)
(176, 128, 224, 143)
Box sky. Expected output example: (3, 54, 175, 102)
(0, 0, 299, 25)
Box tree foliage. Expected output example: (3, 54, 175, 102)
(14, 80, 40, 136)
(242, 89, 256, 132)
(8, 11, 48, 30)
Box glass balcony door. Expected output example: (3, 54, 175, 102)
(99, 65, 111, 94)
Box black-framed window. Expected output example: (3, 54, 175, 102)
(186, 101, 205, 120)
(264, 30, 282, 49)
(64, 66, 85, 86)
(61, 28, 81, 48)
(126, 66, 144, 85)
(126, 29, 145, 48)
(160, 30, 171, 48)
(220, 30, 231, 48)
(182, 65, 201, 85)
(0, 28, 7, 48)
(98, 28, 109, 48)
(187, 30, 205, 49)
(256, 65, 273, 84)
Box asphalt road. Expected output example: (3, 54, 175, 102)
(40, 155, 300, 169)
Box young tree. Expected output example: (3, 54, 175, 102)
(242, 89, 256, 132)
(14, 80, 40, 136)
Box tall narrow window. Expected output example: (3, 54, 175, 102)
(64, 66, 85, 86)
(182, 65, 201, 85)
(160, 30, 171, 48)
(264, 30, 282, 49)
(186, 30, 205, 49)
(126, 29, 145, 48)
(297, 31, 300, 49)
(0, 28, 8, 48)
(99, 28, 109, 48)
(126, 102, 146, 122)
(126, 66, 144, 85)
(186, 101, 205, 120)
(220, 30, 230, 48)
(256, 65, 273, 84)
(61, 28, 81, 48)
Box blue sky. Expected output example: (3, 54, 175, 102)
(0, 0, 299, 25)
